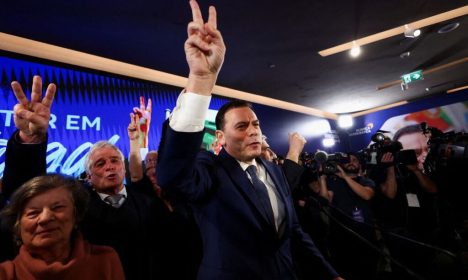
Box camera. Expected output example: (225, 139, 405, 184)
(300, 150, 350, 175)
(358, 132, 403, 166)
(422, 122, 468, 174)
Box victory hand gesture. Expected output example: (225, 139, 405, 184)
(132, 96, 152, 148)
(185, 0, 226, 95)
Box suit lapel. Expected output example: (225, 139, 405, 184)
(217, 149, 275, 229)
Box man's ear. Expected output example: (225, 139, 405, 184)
(215, 130, 225, 146)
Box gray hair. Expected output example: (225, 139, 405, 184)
(84, 141, 125, 174)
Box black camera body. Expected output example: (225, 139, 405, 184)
(300, 151, 350, 175)
(424, 126, 468, 174)
(358, 132, 405, 166)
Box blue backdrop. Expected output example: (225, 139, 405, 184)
(0, 54, 229, 178)
(3, 52, 465, 179)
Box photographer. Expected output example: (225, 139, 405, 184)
(369, 125, 439, 234)
(367, 125, 460, 279)
(320, 153, 378, 280)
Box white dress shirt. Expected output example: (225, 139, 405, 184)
(170, 92, 285, 232)
(97, 185, 128, 208)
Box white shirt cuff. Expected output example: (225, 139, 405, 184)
(169, 92, 211, 132)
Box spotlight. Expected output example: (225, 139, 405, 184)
(337, 115, 353, 129)
(322, 137, 335, 147)
(404, 24, 421, 38)
(349, 41, 361, 58)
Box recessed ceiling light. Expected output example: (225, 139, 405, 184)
(438, 22, 460, 34)
(349, 41, 361, 58)
(400, 51, 411, 59)
(318, 6, 467, 57)
(404, 24, 421, 38)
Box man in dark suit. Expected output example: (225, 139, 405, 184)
(3, 76, 168, 280)
(157, 1, 342, 279)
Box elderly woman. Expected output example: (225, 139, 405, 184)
(0, 174, 125, 279)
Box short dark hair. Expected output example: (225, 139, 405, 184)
(215, 100, 253, 131)
(0, 174, 89, 245)
(393, 124, 423, 141)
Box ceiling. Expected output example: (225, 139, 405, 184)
(1, 0, 468, 116)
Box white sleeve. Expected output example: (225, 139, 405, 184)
(169, 92, 211, 132)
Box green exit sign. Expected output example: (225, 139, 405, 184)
(401, 70, 423, 84)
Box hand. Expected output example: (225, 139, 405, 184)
(380, 152, 394, 164)
(334, 164, 347, 179)
(185, 0, 226, 95)
(132, 96, 152, 148)
(406, 163, 419, 172)
(128, 113, 141, 141)
(286, 132, 306, 163)
(288, 132, 306, 153)
(11, 75, 56, 143)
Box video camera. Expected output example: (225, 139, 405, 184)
(357, 131, 417, 167)
(422, 122, 468, 174)
(300, 150, 350, 175)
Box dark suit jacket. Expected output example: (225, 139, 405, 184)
(157, 125, 338, 280)
(2, 131, 169, 280)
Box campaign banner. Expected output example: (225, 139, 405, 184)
(0, 55, 227, 178)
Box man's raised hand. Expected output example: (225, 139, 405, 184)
(185, 0, 226, 95)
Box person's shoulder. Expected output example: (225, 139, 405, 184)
(89, 243, 119, 258)
(196, 149, 219, 165)
(198, 149, 217, 158)
(126, 187, 153, 204)
(358, 176, 376, 187)
(0, 260, 14, 279)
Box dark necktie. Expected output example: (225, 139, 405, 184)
(246, 165, 275, 226)
(105, 194, 124, 208)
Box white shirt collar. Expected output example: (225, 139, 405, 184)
(237, 159, 258, 172)
(96, 185, 127, 201)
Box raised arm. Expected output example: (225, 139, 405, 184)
(3, 76, 56, 198)
(286, 132, 306, 164)
(128, 113, 144, 182)
(132, 96, 152, 149)
(379, 152, 398, 199)
(185, 0, 225, 96)
(406, 164, 438, 193)
(11, 75, 55, 143)
(157, 1, 226, 201)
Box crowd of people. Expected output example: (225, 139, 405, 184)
(0, 1, 466, 279)
(289, 128, 466, 280)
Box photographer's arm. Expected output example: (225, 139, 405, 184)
(318, 174, 333, 202)
(336, 165, 375, 200)
(379, 152, 397, 199)
(407, 165, 438, 193)
(380, 166, 397, 199)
